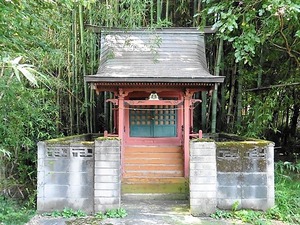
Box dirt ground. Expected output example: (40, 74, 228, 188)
(25, 199, 286, 225)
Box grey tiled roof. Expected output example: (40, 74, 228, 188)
(85, 28, 224, 84)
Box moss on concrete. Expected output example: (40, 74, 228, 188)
(96, 137, 120, 141)
(45, 133, 101, 145)
(191, 138, 215, 142)
(216, 139, 270, 173)
(216, 140, 271, 149)
(122, 180, 189, 194)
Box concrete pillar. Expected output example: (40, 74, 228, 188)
(266, 142, 275, 209)
(190, 141, 217, 216)
(37, 141, 46, 212)
(94, 139, 121, 212)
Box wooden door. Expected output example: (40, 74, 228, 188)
(129, 105, 177, 137)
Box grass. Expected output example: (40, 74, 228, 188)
(273, 161, 300, 223)
(211, 161, 300, 225)
(0, 196, 35, 225)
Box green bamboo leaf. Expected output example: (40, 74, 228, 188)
(11, 56, 22, 65)
(17, 65, 38, 86)
(12, 65, 21, 82)
(26, 67, 51, 89)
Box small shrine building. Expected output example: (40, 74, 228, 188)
(85, 28, 224, 192)
(37, 28, 274, 215)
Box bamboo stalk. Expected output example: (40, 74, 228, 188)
(56, 67, 61, 132)
(114, 0, 119, 27)
(258, 46, 264, 87)
(201, 91, 207, 131)
(211, 38, 223, 133)
(105, 0, 108, 27)
(89, 8, 94, 133)
(236, 65, 243, 128)
(0, 65, 4, 78)
(198, 0, 201, 25)
(227, 64, 236, 125)
(109, 92, 113, 132)
(193, 0, 197, 26)
(67, 36, 73, 134)
(79, 3, 90, 133)
(73, 7, 80, 134)
(166, 0, 169, 22)
(151, 0, 154, 27)
(129, 0, 133, 27)
(157, 0, 161, 23)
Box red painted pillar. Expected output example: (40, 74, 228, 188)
(117, 88, 127, 175)
(184, 90, 192, 178)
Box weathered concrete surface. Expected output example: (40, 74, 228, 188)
(94, 139, 121, 212)
(37, 141, 94, 214)
(190, 142, 217, 216)
(216, 142, 275, 210)
(27, 200, 246, 225)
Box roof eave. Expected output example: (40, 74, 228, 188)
(85, 75, 225, 84)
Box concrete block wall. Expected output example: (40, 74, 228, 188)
(94, 139, 121, 212)
(190, 141, 217, 216)
(190, 138, 275, 215)
(37, 141, 94, 214)
(216, 142, 275, 211)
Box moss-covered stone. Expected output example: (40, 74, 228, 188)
(216, 140, 271, 149)
(96, 137, 120, 141)
(45, 133, 101, 145)
(216, 140, 270, 172)
(191, 138, 215, 142)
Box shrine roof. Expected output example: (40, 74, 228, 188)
(85, 28, 224, 84)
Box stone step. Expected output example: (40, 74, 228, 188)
(122, 193, 188, 201)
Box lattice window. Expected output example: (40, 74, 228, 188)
(130, 106, 152, 126)
(46, 147, 69, 157)
(218, 149, 239, 159)
(154, 105, 176, 125)
(71, 148, 93, 158)
(244, 147, 266, 159)
(129, 105, 177, 137)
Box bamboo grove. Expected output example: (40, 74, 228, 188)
(0, 0, 299, 199)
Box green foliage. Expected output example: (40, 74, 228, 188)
(202, 0, 300, 65)
(211, 161, 300, 224)
(0, 196, 35, 225)
(0, 60, 59, 200)
(211, 209, 233, 220)
(274, 161, 300, 223)
(231, 200, 240, 212)
(95, 208, 128, 219)
(44, 208, 87, 218)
